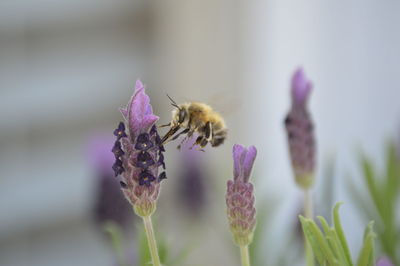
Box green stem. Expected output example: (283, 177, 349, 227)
(304, 189, 314, 266)
(239, 245, 250, 266)
(304, 189, 313, 219)
(143, 215, 161, 266)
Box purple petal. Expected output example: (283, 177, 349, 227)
(242, 146, 257, 182)
(135, 80, 153, 116)
(233, 144, 246, 181)
(141, 114, 158, 130)
(145, 104, 153, 115)
(135, 79, 144, 91)
(291, 67, 312, 106)
(126, 80, 159, 138)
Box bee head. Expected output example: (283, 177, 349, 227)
(178, 108, 186, 124)
(171, 105, 188, 127)
(167, 94, 188, 126)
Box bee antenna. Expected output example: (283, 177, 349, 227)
(166, 94, 180, 110)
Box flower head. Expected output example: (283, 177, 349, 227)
(226, 144, 257, 246)
(285, 68, 316, 189)
(112, 80, 166, 217)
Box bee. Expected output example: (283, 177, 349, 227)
(160, 95, 227, 150)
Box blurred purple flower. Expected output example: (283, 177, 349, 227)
(226, 144, 257, 246)
(112, 80, 166, 217)
(87, 135, 133, 229)
(377, 257, 394, 266)
(176, 136, 208, 217)
(285, 67, 316, 189)
(87, 135, 115, 175)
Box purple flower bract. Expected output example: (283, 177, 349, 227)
(291, 67, 312, 107)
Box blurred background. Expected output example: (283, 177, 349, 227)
(0, 1, 399, 266)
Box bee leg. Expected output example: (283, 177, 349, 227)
(176, 130, 195, 150)
(196, 144, 207, 152)
(187, 122, 211, 152)
(161, 125, 180, 144)
(189, 136, 203, 150)
(158, 122, 171, 128)
(171, 128, 190, 141)
(199, 138, 208, 150)
(188, 136, 207, 152)
(177, 137, 186, 150)
(169, 128, 189, 150)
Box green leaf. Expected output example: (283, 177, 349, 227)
(302, 203, 378, 266)
(317, 216, 341, 263)
(384, 142, 400, 205)
(103, 221, 128, 266)
(307, 220, 337, 265)
(317, 216, 331, 236)
(360, 155, 383, 215)
(300, 216, 338, 266)
(300, 216, 326, 265)
(347, 177, 378, 222)
(329, 228, 349, 266)
(165, 241, 194, 266)
(356, 221, 376, 266)
(333, 203, 353, 266)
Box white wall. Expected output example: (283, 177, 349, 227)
(240, 1, 400, 263)
(1, 1, 399, 265)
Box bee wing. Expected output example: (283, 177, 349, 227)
(206, 89, 242, 117)
(178, 90, 242, 117)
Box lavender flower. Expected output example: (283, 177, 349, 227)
(226, 144, 257, 246)
(285, 68, 316, 189)
(377, 257, 394, 266)
(112, 80, 166, 217)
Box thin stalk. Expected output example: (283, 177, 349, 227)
(304, 189, 314, 266)
(240, 245, 250, 266)
(143, 215, 161, 266)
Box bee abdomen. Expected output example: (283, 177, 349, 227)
(211, 128, 227, 147)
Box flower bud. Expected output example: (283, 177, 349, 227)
(226, 144, 257, 246)
(285, 68, 316, 189)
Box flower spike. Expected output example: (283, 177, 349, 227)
(285, 68, 316, 189)
(226, 144, 257, 247)
(112, 80, 166, 217)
